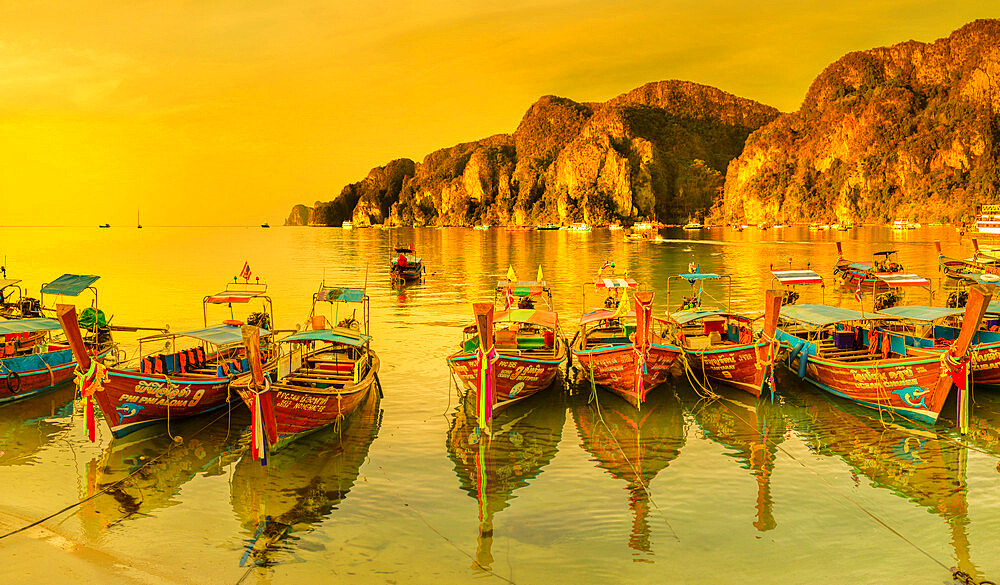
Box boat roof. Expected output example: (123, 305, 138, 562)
(496, 280, 547, 296)
(316, 286, 365, 303)
(580, 308, 637, 325)
(40, 274, 100, 296)
(844, 261, 873, 270)
(988, 300, 1000, 314)
(781, 304, 890, 326)
(206, 290, 267, 304)
(0, 278, 21, 292)
(772, 269, 823, 285)
(678, 273, 719, 280)
(962, 273, 1000, 285)
(142, 324, 271, 346)
(874, 273, 930, 287)
(593, 277, 638, 288)
(877, 306, 964, 321)
(493, 308, 558, 329)
(0, 318, 61, 334)
(668, 308, 728, 325)
(282, 327, 370, 347)
(873, 250, 898, 257)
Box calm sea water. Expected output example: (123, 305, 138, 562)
(2, 225, 999, 585)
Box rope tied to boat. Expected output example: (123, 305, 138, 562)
(953, 568, 997, 585)
(73, 360, 108, 443)
(754, 332, 782, 400)
(941, 346, 973, 435)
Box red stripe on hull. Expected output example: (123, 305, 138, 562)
(448, 353, 563, 408)
(96, 372, 232, 434)
(685, 342, 773, 397)
(236, 384, 373, 439)
(573, 345, 680, 407)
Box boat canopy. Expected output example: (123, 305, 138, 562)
(873, 250, 898, 257)
(156, 324, 271, 346)
(0, 318, 62, 334)
(579, 308, 637, 325)
(316, 286, 365, 303)
(593, 277, 637, 289)
(780, 304, 890, 326)
(0, 279, 21, 292)
(679, 273, 719, 280)
(963, 273, 1000, 285)
(41, 274, 100, 296)
(874, 273, 930, 287)
(206, 290, 265, 304)
(771, 269, 823, 285)
(843, 261, 873, 270)
(877, 306, 964, 322)
(282, 328, 371, 347)
(668, 308, 728, 325)
(493, 308, 558, 329)
(987, 300, 1000, 314)
(496, 280, 546, 296)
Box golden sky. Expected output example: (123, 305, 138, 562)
(0, 1, 992, 226)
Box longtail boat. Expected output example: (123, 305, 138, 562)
(55, 281, 278, 439)
(389, 244, 424, 283)
(665, 272, 783, 397)
(232, 284, 381, 458)
(571, 270, 681, 408)
(0, 276, 44, 319)
(877, 303, 1000, 386)
(786, 389, 979, 578)
(447, 303, 565, 428)
(680, 385, 786, 532)
(447, 390, 564, 570)
(572, 388, 685, 556)
(774, 285, 992, 425)
(935, 240, 1000, 285)
(2, 274, 116, 404)
(833, 242, 926, 292)
(232, 386, 381, 567)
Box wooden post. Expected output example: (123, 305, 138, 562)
(473, 303, 495, 429)
(56, 304, 91, 372)
(241, 325, 266, 388)
(937, 284, 993, 435)
(755, 290, 783, 397)
(632, 291, 654, 405)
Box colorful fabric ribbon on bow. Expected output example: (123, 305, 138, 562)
(476, 345, 499, 429)
(74, 361, 109, 442)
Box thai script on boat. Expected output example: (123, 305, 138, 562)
(971, 348, 1000, 371)
(496, 363, 547, 381)
(848, 367, 919, 390)
(275, 392, 329, 412)
(127, 380, 207, 407)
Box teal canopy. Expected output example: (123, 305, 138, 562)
(316, 287, 364, 303)
(988, 300, 1000, 314)
(679, 273, 720, 280)
(877, 306, 964, 322)
(41, 274, 100, 296)
(780, 304, 889, 326)
(282, 328, 371, 347)
(142, 324, 270, 346)
(668, 309, 728, 324)
(0, 318, 61, 335)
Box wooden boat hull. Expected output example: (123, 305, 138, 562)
(0, 347, 112, 405)
(234, 354, 380, 449)
(572, 343, 681, 407)
(970, 342, 1000, 385)
(390, 263, 423, 282)
(95, 370, 234, 438)
(446, 342, 565, 411)
(683, 341, 782, 397)
(777, 331, 949, 424)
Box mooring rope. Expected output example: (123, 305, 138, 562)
(0, 401, 242, 542)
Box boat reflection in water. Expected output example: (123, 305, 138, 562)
(786, 387, 980, 579)
(0, 383, 76, 466)
(679, 385, 786, 532)
(446, 391, 565, 571)
(231, 388, 382, 567)
(78, 406, 244, 538)
(572, 385, 685, 556)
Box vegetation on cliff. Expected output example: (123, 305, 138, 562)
(723, 19, 1000, 225)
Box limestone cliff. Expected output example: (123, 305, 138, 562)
(723, 19, 1000, 225)
(294, 82, 778, 226)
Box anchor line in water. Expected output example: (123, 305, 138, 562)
(0, 401, 243, 542)
(693, 387, 995, 585)
(373, 462, 518, 585)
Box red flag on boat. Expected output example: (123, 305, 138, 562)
(240, 261, 252, 281)
(854, 282, 862, 303)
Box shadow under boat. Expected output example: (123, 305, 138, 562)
(783, 383, 981, 580)
(571, 382, 686, 557)
(677, 384, 787, 532)
(0, 382, 76, 466)
(77, 404, 246, 539)
(231, 386, 382, 567)
(446, 388, 566, 572)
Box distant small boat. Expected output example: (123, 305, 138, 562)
(473, 224, 491, 230)
(99, 224, 111, 228)
(537, 224, 561, 231)
(682, 222, 704, 230)
(892, 219, 919, 230)
(568, 223, 591, 232)
(342, 220, 353, 230)
(137, 208, 142, 229)
(607, 224, 623, 231)
(261, 222, 270, 228)
(632, 222, 654, 231)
